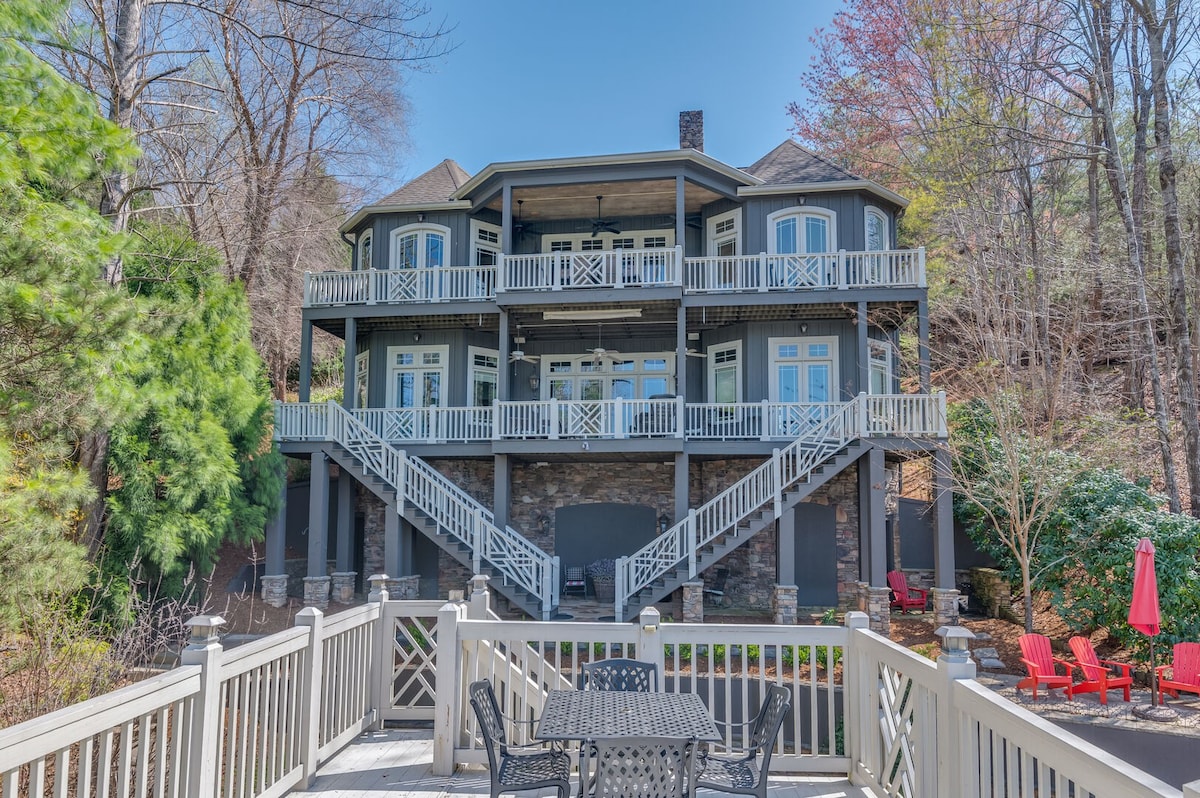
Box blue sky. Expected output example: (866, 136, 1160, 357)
(396, 0, 842, 184)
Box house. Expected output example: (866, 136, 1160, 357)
(269, 111, 956, 629)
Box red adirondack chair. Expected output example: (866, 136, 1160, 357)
(887, 570, 928, 614)
(1017, 633, 1074, 701)
(1156, 642, 1200, 704)
(1067, 636, 1132, 705)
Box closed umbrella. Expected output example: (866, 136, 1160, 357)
(1128, 537, 1161, 705)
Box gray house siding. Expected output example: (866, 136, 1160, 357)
(360, 328, 497, 408)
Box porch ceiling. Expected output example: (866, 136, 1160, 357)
(487, 179, 723, 219)
(310, 300, 920, 340)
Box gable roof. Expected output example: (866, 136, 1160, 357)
(743, 140, 859, 184)
(374, 159, 472, 206)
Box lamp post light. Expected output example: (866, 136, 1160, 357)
(935, 625, 976, 663)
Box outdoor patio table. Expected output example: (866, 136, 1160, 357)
(534, 689, 720, 742)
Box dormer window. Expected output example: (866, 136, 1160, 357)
(768, 206, 836, 255)
(390, 223, 449, 270)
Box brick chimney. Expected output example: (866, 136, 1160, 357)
(679, 110, 704, 152)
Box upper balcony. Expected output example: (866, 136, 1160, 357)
(302, 247, 926, 308)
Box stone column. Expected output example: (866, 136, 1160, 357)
(385, 574, 420, 600)
(261, 574, 289, 608)
(856, 581, 870, 613)
(773, 584, 798, 625)
(331, 572, 356, 604)
(303, 575, 330, 609)
(931, 587, 960, 627)
(681, 581, 703, 623)
(867, 585, 892, 637)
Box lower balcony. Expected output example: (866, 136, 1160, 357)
(275, 394, 947, 447)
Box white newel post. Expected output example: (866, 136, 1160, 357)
(636, 608, 665, 684)
(181, 615, 226, 798)
(469, 573, 491, 619)
(296, 607, 325, 787)
(368, 575, 390, 731)
(935, 625, 976, 798)
(433, 601, 466, 776)
(615, 557, 626, 621)
(842, 612, 869, 787)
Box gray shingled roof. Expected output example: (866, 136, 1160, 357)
(374, 159, 472, 206)
(742, 140, 860, 185)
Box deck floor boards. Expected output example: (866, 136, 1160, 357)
(287, 729, 874, 798)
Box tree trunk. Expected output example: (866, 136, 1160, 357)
(1086, 0, 1181, 511)
(1134, 0, 1200, 517)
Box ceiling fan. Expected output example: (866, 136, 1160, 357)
(512, 199, 541, 242)
(684, 347, 708, 358)
(659, 214, 704, 230)
(586, 323, 622, 364)
(509, 334, 539, 363)
(590, 195, 621, 237)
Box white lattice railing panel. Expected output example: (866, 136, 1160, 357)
(876, 662, 919, 797)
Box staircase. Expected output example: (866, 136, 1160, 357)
(615, 397, 866, 620)
(305, 402, 558, 619)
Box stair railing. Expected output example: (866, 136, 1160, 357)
(323, 402, 557, 618)
(615, 396, 862, 619)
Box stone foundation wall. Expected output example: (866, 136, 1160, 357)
(361, 493, 387, 580)
(511, 461, 675, 554)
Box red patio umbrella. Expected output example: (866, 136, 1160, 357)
(1128, 537, 1161, 704)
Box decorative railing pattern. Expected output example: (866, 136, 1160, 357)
(499, 246, 681, 292)
(304, 266, 495, 306)
(495, 397, 683, 439)
(378, 599, 446, 722)
(301, 248, 925, 307)
(615, 398, 862, 618)
(354, 406, 493, 444)
(683, 248, 925, 293)
(286, 401, 557, 618)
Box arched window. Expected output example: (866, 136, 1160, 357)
(865, 206, 889, 251)
(389, 223, 450, 270)
(358, 229, 373, 270)
(767, 206, 837, 255)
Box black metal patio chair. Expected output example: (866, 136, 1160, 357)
(693, 683, 791, 798)
(584, 735, 696, 798)
(468, 680, 572, 798)
(582, 658, 659, 692)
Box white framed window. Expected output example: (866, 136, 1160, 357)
(869, 339, 893, 394)
(385, 345, 448, 408)
(354, 351, 370, 409)
(707, 209, 741, 257)
(767, 206, 837, 255)
(707, 342, 742, 403)
(389, 223, 450, 270)
(471, 220, 502, 267)
(768, 336, 839, 403)
(468, 347, 499, 406)
(358, 230, 373, 270)
(540, 229, 675, 252)
(865, 206, 889, 251)
(540, 353, 675, 402)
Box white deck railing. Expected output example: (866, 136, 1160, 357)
(499, 246, 681, 292)
(301, 248, 925, 307)
(294, 395, 941, 443)
(683, 248, 925, 293)
(2, 597, 1195, 798)
(274, 401, 558, 618)
(304, 266, 496, 306)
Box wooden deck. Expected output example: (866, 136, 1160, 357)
(287, 728, 874, 798)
